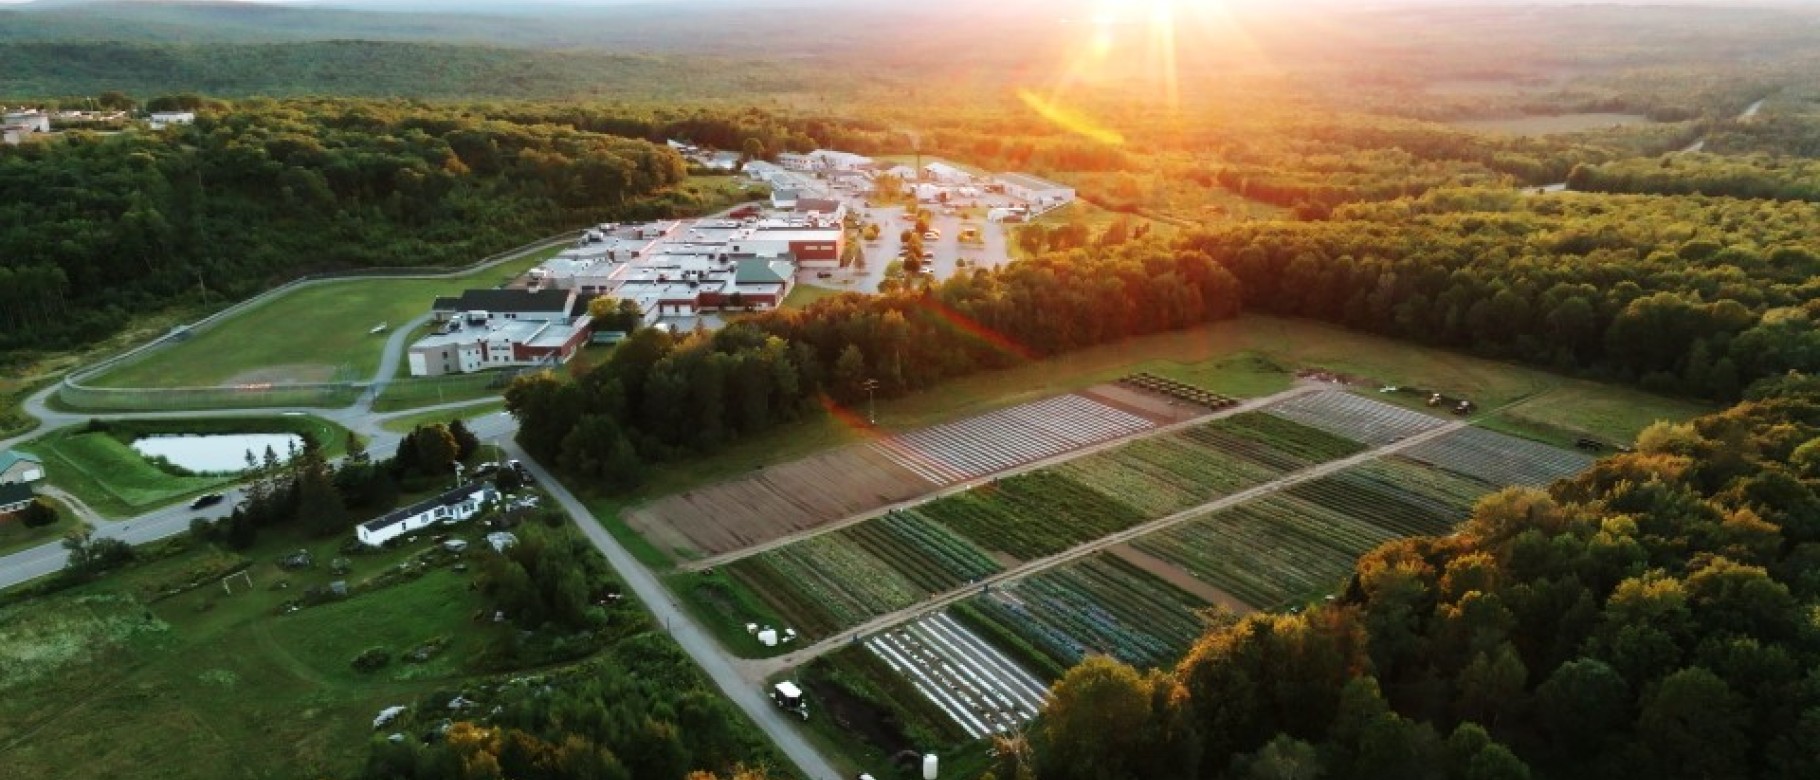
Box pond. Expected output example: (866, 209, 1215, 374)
(130, 433, 305, 474)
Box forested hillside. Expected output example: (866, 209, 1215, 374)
(0, 99, 692, 352)
(1012, 376, 1820, 780)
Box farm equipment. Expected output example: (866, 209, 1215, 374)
(771, 681, 809, 721)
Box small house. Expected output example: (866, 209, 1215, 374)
(356, 482, 498, 547)
(0, 450, 45, 485)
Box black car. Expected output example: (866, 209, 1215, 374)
(189, 493, 225, 510)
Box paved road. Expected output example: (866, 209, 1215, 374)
(747, 414, 1471, 679)
(504, 440, 841, 780)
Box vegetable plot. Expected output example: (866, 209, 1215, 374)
(956, 554, 1211, 670)
(1265, 390, 1448, 445)
(1400, 426, 1594, 486)
(864, 611, 1050, 738)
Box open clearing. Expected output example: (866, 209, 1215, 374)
(90, 246, 561, 389)
(0, 525, 514, 780)
(1448, 112, 1654, 135)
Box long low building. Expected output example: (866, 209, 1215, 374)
(356, 482, 498, 547)
(995, 172, 1076, 208)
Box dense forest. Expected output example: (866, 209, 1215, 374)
(0, 98, 700, 352)
(1008, 376, 1820, 780)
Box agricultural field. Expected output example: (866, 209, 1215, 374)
(723, 511, 1001, 638)
(627, 443, 938, 559)
(863, 612, 1049, 739)
(1401, 426, 1595, 486)
(953, 554, 1212, 670)
(1131, 458, 1494, 610)
(631, 389, 1183, 560)
(1265, 389, 1450, 445)
(868, 393, 1161, 485)
(711, 408, 1368, 641)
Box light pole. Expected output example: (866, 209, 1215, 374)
(861, 378, 879, 426)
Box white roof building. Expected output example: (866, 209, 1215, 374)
(809, 149, 874, 171)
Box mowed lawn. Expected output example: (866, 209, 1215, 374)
(92, 246, 563, 389)
(0, 529, 505, 780)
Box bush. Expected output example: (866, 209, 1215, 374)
(20, 498, 59, 528)
(351, 647, 392, 673)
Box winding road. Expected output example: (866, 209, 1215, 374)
(0, 232, 845, 780)
(1524, 95, 1770, 194)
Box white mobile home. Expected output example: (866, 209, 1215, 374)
(356, 483, 498, 546)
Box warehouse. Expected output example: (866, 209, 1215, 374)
(995, 172, 1076, 208)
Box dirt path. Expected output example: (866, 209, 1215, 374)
(1106, 543, 1253, 614)
(746, 415, 1470, 679)
(680, 384, 1326, 572)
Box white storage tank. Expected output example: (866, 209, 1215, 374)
(758, 628, 779, 647)
(922, 753, 938, 780)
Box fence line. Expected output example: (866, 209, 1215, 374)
(59, 231, 580, 411)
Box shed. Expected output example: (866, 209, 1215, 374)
(0, 450, 44, 484)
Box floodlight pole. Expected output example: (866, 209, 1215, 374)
(861, 378, 879, 426)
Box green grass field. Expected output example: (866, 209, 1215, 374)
(90, 245, 565, 390)
(0, 525, 513, 780)
(17, 415, 355, 519)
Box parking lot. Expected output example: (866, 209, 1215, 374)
(808, 195, 1022, 294)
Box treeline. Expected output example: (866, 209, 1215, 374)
(1013, 376, 1820, 780)
(506, 242, 1242, 469)
(1567, 154, 1820, 203)
(0, 40, 816, 101)
(1205, 188, 1820, 398)
(0, 97, 692, 352)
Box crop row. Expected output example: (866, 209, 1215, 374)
(1265, 390, 1448, 445)
(959, 554, 1210, 669)
(1132, 495, 1401, 608)
(841, 510, 1003, 592)
(1401, 426, 1594, 487)
(1203, 411, 1369, 465)
(917, 470, 1148, 559)
(725, 534, 925, 638)
(1283, 460, 1488, 538)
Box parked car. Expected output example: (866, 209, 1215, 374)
(190, 493, 225, 510)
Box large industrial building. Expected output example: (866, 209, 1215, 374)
(409, 289, 593, 377)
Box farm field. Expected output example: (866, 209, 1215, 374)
(89, 245, 561, 389)
(1266, 389, 1449, 445)
(630, 388, 1182, 560)
(1402, 426, 1595, 486)
(724, 511, 1001, 638)
(953, 554, 1212, 670)
(863, 612, 1049, 739)
(711, 407, 1361, 642)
